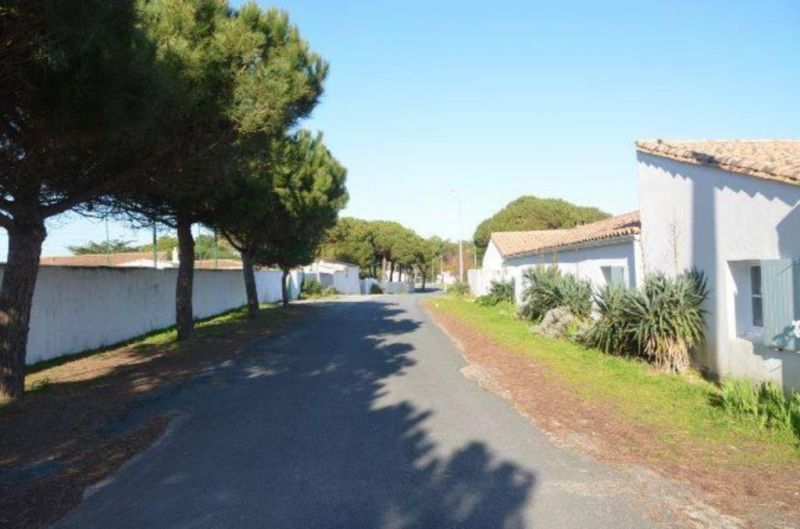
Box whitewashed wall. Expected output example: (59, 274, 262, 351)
(332, 268, 360, 295)
(638, 152, 800, 390)
(468, 267, 511, 296)
(383, 281, 414, 294)
(481, 241, 505, 271)
(0, 265, 299, 365)
(360, 278, 380, 294)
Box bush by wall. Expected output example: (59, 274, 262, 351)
(476, 278, 515, 306)
(301, 277, 323, 298)
(585, 283, 636, 355)
(369, 282, 383, 294)
(517, 266, 592, 322)
(446, 281, 470, 296)
(584, 269, 709, 373)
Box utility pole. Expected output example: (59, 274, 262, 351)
(105, 217, 110, 265)
(472, 241, 478, 268)
(450, 189, 464, 282)
(152, 222, 158, 268)
(213, 228, 219, 269)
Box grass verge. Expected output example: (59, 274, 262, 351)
(427, 297, 799, 466)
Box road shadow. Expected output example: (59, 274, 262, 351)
(56, 299, 536, 528)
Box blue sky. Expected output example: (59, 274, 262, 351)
(20, 0, 800, 256)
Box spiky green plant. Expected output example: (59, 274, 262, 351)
(719, 378, 761, 420)
(518, 266, 591, 321)
(717, 378, 800, 440)
(758, 381, 792, 429)
(623, 270, 709, 372)
(476, 278, 515, 306)
(585, 283, 635, 354)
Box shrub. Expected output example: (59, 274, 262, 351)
(533, 306, 577, 339)
(717, 378, 800, 440)
(718, 378, 760, 419)
(585, 283, 636, 355)
(321, 286, 338, 297)
(517, 266, 591, 322)
(301, 277, 323, 297)
(447, 281, 470, 296)
(476, 278, 515, 306)
(369, 282, 383, 294)
(624, 270, 708, 373)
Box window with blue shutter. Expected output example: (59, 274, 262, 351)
(761, 259, 800, 351)
(610, 266, 626, 286)
(601, 266, 626, 286)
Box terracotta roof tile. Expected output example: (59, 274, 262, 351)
(636, 140, 800, 186)
(195, 259, 243, 270)
(491, 211, 640, 258)
(40, 251, 168, 267)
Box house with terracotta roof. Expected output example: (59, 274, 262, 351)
(637, 140, 800, 389)
(473, 211, 643, 300)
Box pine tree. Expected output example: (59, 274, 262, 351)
(0, 0, 166, 398)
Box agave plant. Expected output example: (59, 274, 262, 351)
(476, 278, 515, 306)
(623, 269, 709, 372)
(518, 266, 592, 321)
(585, 283, 635, 355)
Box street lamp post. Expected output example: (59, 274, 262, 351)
(450, 189, 464, 283)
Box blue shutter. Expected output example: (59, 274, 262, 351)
(761, 259, 800, 351)
(610, 266, 626, 286)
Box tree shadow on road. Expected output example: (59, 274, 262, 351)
(10, 299, 538, 528)
(133, 299, 538, 528)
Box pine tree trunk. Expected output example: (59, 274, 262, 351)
(0, 220, 46, 400)
(280, 268, 290, 308)
(242, 249, 259, 319)
(389, 261, 395, 282)
(175, 214, 195, 340)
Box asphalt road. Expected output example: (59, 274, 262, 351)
(53, 295, 666, 529)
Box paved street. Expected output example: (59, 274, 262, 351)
(53, 295, 663, 529)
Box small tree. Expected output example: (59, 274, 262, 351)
(253, 131, 347, 307)
(212, 141, 277, 318)
(317, 218, 375, 274)
(412, 238, 435, 290)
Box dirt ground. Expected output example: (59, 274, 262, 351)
(427, 307, 800, 529)
(0, 306, 300, 529)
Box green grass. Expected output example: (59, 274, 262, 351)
(428, 297, 800, 465)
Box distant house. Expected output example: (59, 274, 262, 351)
(473, 212, 643, 301)
(302, 260, 361, 295)
(637, 140, 800, 389)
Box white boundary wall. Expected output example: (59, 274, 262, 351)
(0, 265, 299, 365)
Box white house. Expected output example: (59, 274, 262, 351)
(637, 140, 800, 390)
(302, 260, 361, 295)
(472, 211, 644, 302)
